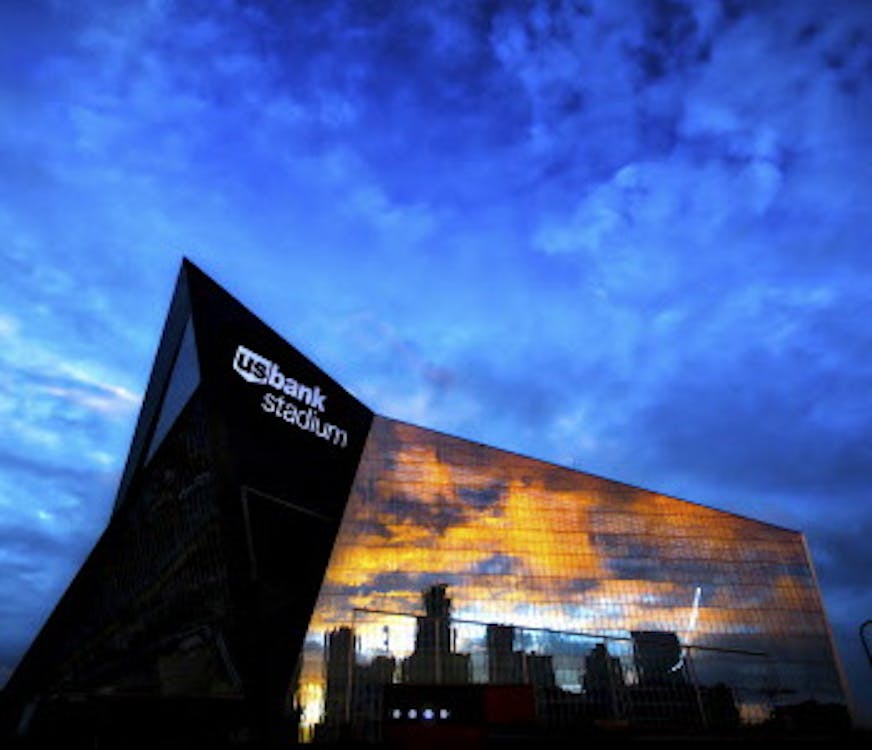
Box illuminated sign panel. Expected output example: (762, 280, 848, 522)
(232, 344, 347, 447)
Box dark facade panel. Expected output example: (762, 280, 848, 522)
(181, 261, 374, 741)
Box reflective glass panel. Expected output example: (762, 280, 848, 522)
(295, 417, 847, 741)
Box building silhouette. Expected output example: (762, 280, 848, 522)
(323, 627, 354, 727)
(318, 627, 395, 743)
(631, 630, 687, 686)
(401, 585, 470, 685)
(487, 625, 523, 684)
(583, 643, 626, 720)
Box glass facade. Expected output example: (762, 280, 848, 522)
(297, 416, 847, 741)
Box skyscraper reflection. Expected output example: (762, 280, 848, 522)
(401, 584, 470, 685)
(315, 584, 751, 741)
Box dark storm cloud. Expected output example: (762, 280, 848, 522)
(381, 492, 466, 535)
(634, 0, 711, 83)
(0, 459, 115, 677)
(566, 578, 600, 595)
(354, 518, 392, 539)
(330, 570, 452, 601)
(430, 351, 588, 437)
(457, 483, 504, 510)
(619, 287, 872, 498)
(0, 451, 117, 577)
(469, 553, 519, 576)
(811, 519, 872, 595)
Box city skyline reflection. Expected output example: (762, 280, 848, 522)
(295, 417, 846, 740)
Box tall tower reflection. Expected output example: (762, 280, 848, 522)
(402, 584, 470, 684)
(631, 630, 687, 686)
(583, 642, 626, 719)
(321, 626, 396, 740)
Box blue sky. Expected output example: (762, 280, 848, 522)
(1, 0, 871, 724)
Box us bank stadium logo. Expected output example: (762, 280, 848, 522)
(232, 344, 348, 448)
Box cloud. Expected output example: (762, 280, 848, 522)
(811, 519, 872, 598)
(0, 312, 127, 679)
(0, 315, 140, 469)
(0, 456, 117, 680)
(611, 282, 872, 500)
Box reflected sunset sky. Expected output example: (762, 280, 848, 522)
(297, 416, 843, 726)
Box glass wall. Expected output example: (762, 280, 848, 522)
(295, 417, 847, 741)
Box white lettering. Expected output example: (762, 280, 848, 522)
(268, 364, 285, 390)
(232, 344, 327, 412)
(260, 393, 347, 447)
(262, 392, 277, 413)
(233, 345, 271, 384)
(237, 344, 347, 447)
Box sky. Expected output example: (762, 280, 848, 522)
(0, 0, 870, 726)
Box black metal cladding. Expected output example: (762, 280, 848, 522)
(183, 259, 372, 521)
(181, 260, 374, 740)
(1, 259, 373, 746)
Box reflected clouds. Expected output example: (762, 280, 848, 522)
(299, 417, 845, 724)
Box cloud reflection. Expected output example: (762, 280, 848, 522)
(298, 416, 844, 724)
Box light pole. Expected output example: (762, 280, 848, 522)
(861, 620, 872, 668)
